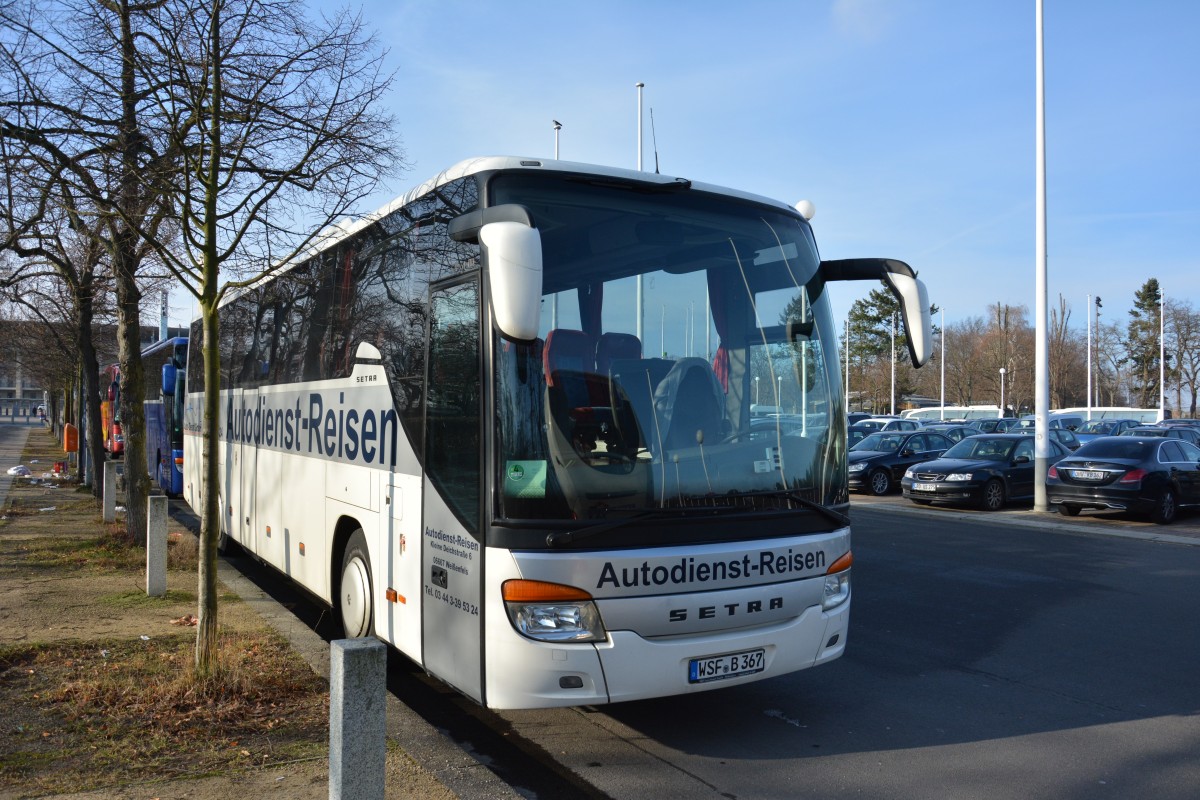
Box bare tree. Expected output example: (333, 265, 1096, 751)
(1, 0, 179, 534)
(1165, 298, 1200, 417)
(1049, 295, 1086, 408)
(122, 0, 402, 676)
(0, 164, 121, 489)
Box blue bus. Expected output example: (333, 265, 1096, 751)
(142, 336, 188, 495)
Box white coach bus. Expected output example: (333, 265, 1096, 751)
(184, 156, 931, 709)
(902, 405, 1002, 422)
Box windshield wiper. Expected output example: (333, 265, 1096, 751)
(734, 490, 850, 528)
(546, 510, 670, 548)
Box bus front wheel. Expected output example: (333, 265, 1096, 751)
(338, 529, 374, 638)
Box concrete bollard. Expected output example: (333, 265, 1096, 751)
(102, 461, 118, 523)
(329, 638, 386, 800)
(146, 496, 168, 597)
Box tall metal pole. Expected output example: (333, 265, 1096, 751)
(940, 308, 946, 420)
(635, 83, 645, 344)
(1000, 367, 1007, 416)
(845, 317, 850, 411)
(890, 312, 896, 416)
(1086, 293, 1092, 420)
(1034, 0, 1050, 512)
(553, 119, 561, 159)
(1160, 285, 1166, 418)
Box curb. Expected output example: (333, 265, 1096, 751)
(850, 497, 1200, 547)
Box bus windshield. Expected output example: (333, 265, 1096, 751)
(490, 173, 845, 522)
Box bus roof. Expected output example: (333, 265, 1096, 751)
(140, 336, 188, 358)
(218, 157, 805, 313)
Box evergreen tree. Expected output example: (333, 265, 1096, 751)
(1125, 278, 1168, 408)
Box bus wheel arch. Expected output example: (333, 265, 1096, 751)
(333, 518, 374, 638)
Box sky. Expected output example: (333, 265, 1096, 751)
(252, 0, 1198, 335)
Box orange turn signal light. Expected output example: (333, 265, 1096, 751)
(827, 551, 854, 574)
(502, 579, 592, 603)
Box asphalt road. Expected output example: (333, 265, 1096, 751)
(175, 470, 1200, 800)
(494, 499, 1200, 800)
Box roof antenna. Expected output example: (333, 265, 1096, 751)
(650, 108, 660, 174)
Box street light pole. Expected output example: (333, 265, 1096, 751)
(890, 312, 896, 416)
(1000, 367, 1007, 417)
(1034, 0, 1050, 512)
(1086, 293, 1092, 421)
(1160, 285, 1166, 417)
(940, 308, 945, 421)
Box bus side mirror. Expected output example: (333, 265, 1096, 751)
(162, 364, 178, 396)
(820, 258, 933, 368)
(480, 221, 543, 342)
(881, 268, 932, 368)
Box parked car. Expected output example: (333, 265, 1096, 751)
(970, 418, 1022, 433)
(1050, 427, 1082, 451)
(849, 430, 954, 495)
(854, 417, 920, 433)
(1119, 426, 1200, 446)
(919, 424, 978, 443)
(1014, 413, 1084, 431)
(1074, 418, 1140, 444)
(848, 424, 873, 448)
(1048, 436, 1200, 524)
(847, 412, 873, 426)
(901, 433, 1069, 511)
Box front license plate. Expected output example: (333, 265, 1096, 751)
(1071, 470, 1104, 481)
(688, 648, 765, 683)
(913, 482, 938, 492)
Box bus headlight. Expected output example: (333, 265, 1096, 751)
(502, 580, 607, 643)
(822, 552, 853, 611)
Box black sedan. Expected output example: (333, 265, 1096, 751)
(901, 433, 1069, 511)
(1047, 436, 1200, 524)
(920, 423, 978, 443)
(1119, 425, 1200, 446)
(849, 431, 954, 495)
(1074, 418, 1141, 444)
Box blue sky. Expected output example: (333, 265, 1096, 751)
(315, 0, 1198, 331)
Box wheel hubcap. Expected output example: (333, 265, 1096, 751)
(341, 557, 370, 637)
(987, 485, 1002, 508)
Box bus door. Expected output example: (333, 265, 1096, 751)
(382, 473, 422, 660)
(421, 276, 485, 703)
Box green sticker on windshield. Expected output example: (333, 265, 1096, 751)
(504, 460, 546, 499)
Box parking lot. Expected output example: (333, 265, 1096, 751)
(851, 489, 1200, 544)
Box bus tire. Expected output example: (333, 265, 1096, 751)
(215, 493, 237, 555)
(338, 529, 374, 638)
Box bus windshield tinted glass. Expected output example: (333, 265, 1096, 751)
(490, 172, 846, 522)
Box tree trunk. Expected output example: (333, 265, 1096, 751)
(114, 0, 148, 543)
(195, 298, 221, 677)
(74, 282, 106, 499)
